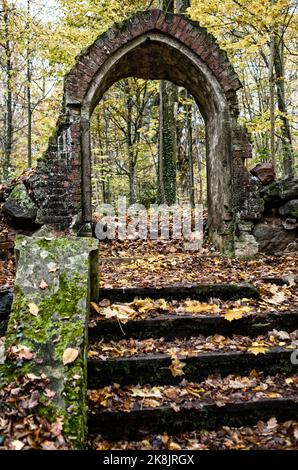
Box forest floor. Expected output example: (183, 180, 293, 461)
(1, 237, 298, 450)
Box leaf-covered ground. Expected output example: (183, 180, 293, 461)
(88, 419, 298, 450)
(88, 372, 298, 412)
(88, 329, 298, 360)
(0, 373, 68, 450)
(0, 259, 15, 289)
(99, 240, 298, 288)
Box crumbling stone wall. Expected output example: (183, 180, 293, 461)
(27, 9, 257, 253)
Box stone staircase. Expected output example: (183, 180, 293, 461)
(87, 284, 298, 446)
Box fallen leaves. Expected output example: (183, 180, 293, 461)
(88, 418, 298, 450)
(39, 280, 48, 290)
(0, 374, 68, 450)
(223, 306, 252, 321)
(169, 356, 185, 377)
(247, 342, 269, 355)
(88, 373, 298, 413)
(9, 345, 34, 360)
(184, 301, 220, 314)
(88, 330, 297, 360)
(62, 348, 79, 365)
(28, 302, 39, 316)
(11, 439, 25, 450)
(47, 263, 59, 273)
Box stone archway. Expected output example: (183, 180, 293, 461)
(30, 9, 259, 253)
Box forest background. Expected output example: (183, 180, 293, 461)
(0, 0, 297, 210)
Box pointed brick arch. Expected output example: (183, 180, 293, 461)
(30, 9, 254, 253)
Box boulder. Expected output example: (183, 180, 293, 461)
(282, 218, 297, 231)
(3, 183, 39, 228)
(253, 222, 296, 253)
(251, 163, 275, 185)
(279, 199, 298, 218)
(234, 233, 259, 257)
(261, 178, 298, 205)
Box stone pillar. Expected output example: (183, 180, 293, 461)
(4, 236, 98, 448)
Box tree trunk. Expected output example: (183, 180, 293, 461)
(269, 3, 275, 170)
(125, 80, 136, 205)
(176, 0, 190, 12)
(3, 1, 13, 181)
(187, 93, 195, 208)
(273, 36, 295, 178)
(158, 80, 177, 205)
(26, 0, 32, 167)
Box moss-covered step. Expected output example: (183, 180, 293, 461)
(88, 310, 298, 341)
(98, 283, 260, 302)
(88, 397, 298, 440)
(3, 235, 98, 449)
(87, 348, 296, 387)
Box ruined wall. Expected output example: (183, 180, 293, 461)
(27, 9, 255, 253)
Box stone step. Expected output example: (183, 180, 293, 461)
(88, 347, 296, 387)
(98, 283, 260, 303)
(89, 310, 298, 341)
(88, 419, 298, 449)
(88, 397, 298, 441)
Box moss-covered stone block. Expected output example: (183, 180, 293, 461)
(3, 235, 98, 449)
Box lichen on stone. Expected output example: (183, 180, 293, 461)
(3, 235, 98, 449)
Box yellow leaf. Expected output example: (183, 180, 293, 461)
(285, 378, 294, 385)
(63, 347, 79, 365)
(157, 298, 169, 311)
(187, 386, 204, 398)
(247, 346, 268, 355)
(28, 302, 39, 316)
(169, 356, 185, 377)
(224, 310, 243, 321)
(224, 306, 252, 321)
(168, 442, 181, 450)
(266, 392, 281, 399)
(184, 301, 220, 314)
(90, 302, 100, 313)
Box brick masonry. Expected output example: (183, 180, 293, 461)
(28, 9, 258, 254)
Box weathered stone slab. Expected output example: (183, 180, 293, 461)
(3, 235, 98, 448)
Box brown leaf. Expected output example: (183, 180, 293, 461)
(62, 347, 79, 365)
(39, 280, 48, 290)
(267, 417, 278, 430)
(50, 417, 63, 437)
(48, 263, 59, 273)
(11, 345, 34, 360)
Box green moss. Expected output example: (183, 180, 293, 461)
(8, 183, 36, 209)
(3, 236, 98, 449)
